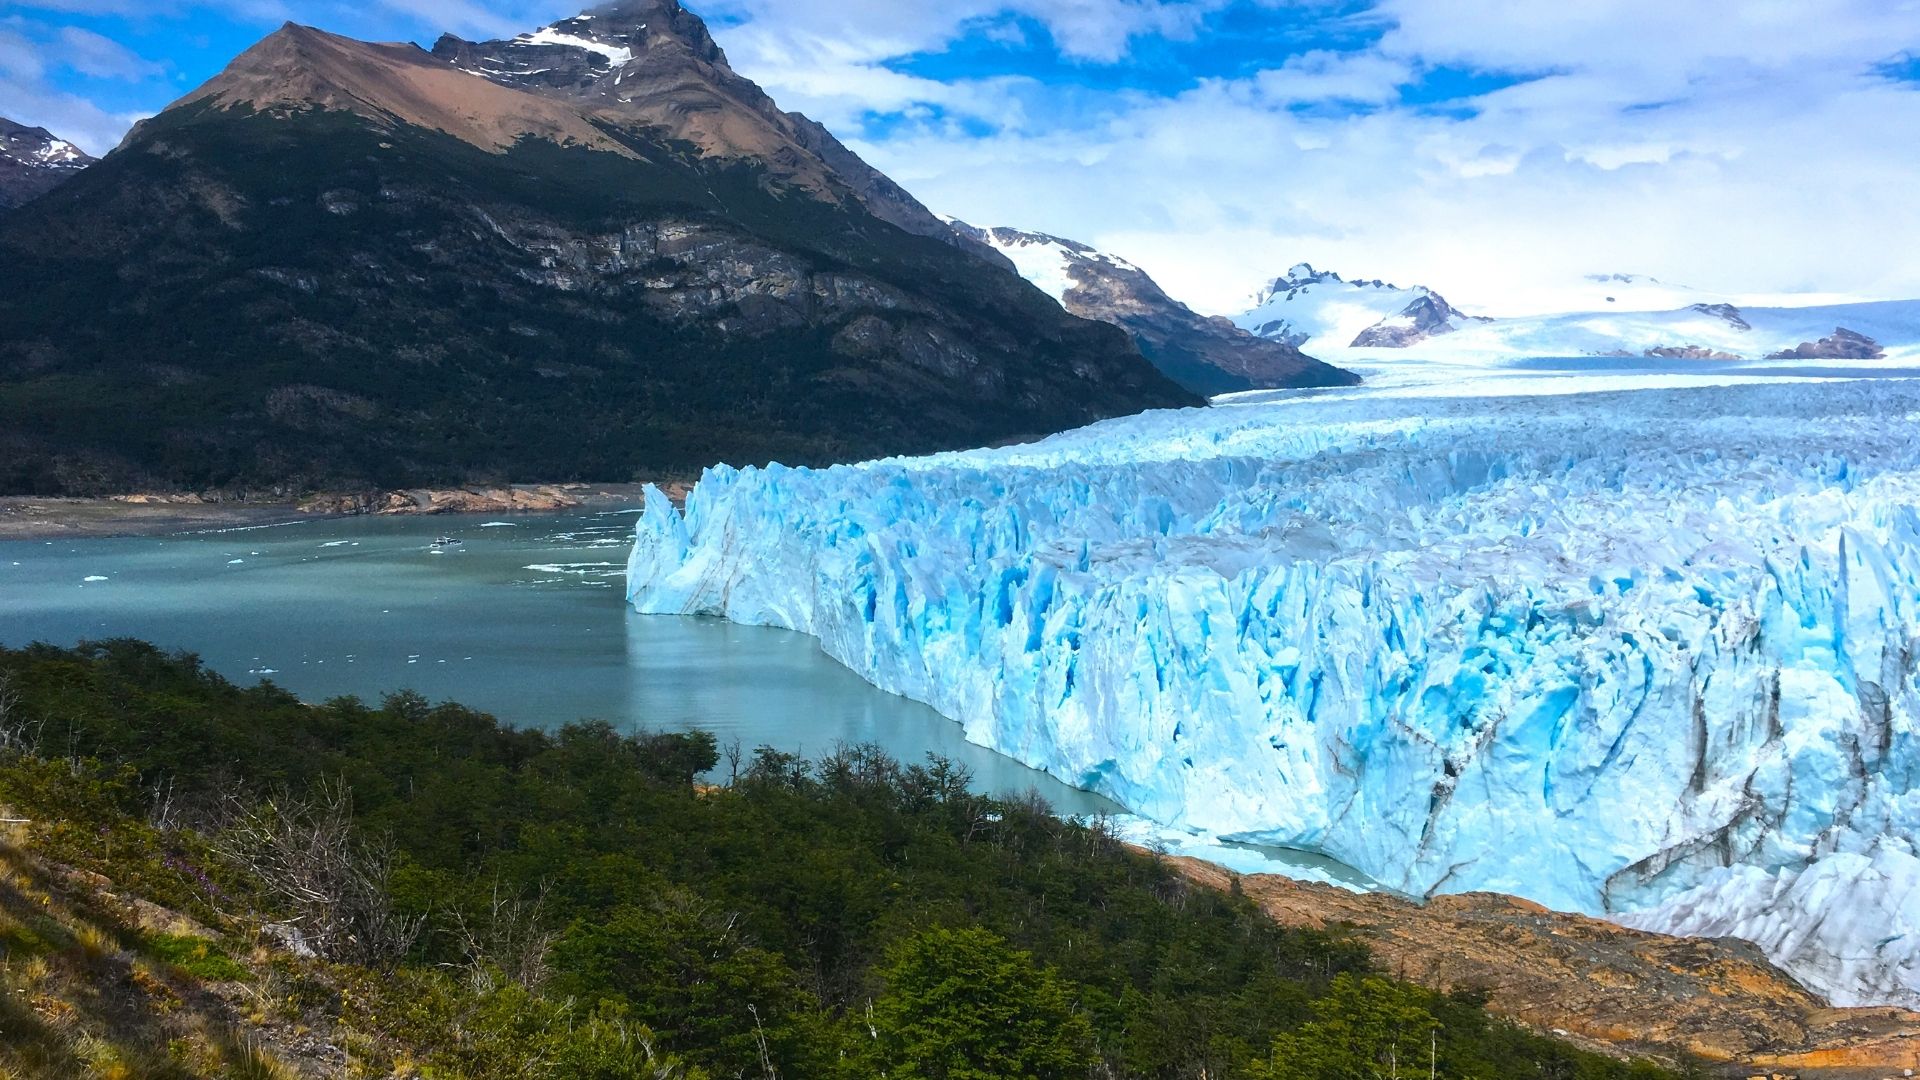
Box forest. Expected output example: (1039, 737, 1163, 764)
(0, 640, 1682, 1079)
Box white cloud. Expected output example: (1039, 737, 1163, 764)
(709, 0, 1920, 313)
(1253, 49, 1409, 104)
(55, 26, 169, 80)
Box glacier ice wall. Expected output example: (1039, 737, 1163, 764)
(629, 378, 1920, 1005)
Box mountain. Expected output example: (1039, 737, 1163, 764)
(0, 3, 1191, 497)
(948, 224, 1358, 395)
(429, 7, 1013, 271)
(1347, 291, 1489, 347)
(1235, 263, 1485, 350)
(1235, 264, 1919, 361)
(0, 118, 94, 209)
(1346, 298, 1919, 362)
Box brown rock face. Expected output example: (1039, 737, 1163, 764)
(161, 24, 641, 158)
(1350, 291, 1490, 348)
(1766, 327, 1887, 360)
(429, 0, 1010, 268)
(1162, 856, 1920, 1075)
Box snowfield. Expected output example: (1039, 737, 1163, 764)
(629, 369, 1920, 1009)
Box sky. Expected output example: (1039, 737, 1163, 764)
(3, 0, 1920, 315)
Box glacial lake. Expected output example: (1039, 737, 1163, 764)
(0, 509, 1120, 814)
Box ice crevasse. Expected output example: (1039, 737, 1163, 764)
(629, 378, 1920, 1008)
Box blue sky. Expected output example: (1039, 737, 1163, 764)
(4, 0, 1920, 312)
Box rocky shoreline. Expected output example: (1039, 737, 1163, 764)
(0, 482, 682, 540)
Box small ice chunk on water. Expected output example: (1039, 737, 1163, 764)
(227, 559, 244, 565)
(83, 575, 108, 582)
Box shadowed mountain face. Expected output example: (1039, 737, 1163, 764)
(0, 118, 94, 210)
(0, 9, 1191, 496)
(950, 222, 1359, 395)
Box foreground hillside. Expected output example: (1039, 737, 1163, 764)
(0, 639, 1679, 1079)
(0, 2, 1191, 498)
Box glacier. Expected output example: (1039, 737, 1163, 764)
(628, 373, 1920, 1008)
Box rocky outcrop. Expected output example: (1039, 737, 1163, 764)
(0, 118, 93, 209)
(1690, 302, 1752, 330)
(1350, 290, 1489, 347)
(1767, 327, 1886, 360)
(298, 484, 589, 515)
(950, 222, 1358, 394)
(1164, 856, 1920, 1074)
(1645, 345, 1742, 360)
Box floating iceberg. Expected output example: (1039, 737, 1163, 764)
(629, 375, 1920, 1006)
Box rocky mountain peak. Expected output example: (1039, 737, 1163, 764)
(0, 117, 96, 210)
(431, 3, 1004, 264)
(1251, 263, 1392, 308)
(432, 0, 726, 98)
(0, 119, 92, 170)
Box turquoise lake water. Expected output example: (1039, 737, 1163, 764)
(0, 509, 1119, 815)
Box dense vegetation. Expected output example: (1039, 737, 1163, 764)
(0, 640, 1682, 1079)
(0, 102, 1189, 497)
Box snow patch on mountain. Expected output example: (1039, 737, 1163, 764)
(629, 372, 1920, 1008)
(957, 224, 1136, 305)
(520, 26, 635, 68)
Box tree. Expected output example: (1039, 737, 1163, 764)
(1247, 974, 1441, 1080)
(868, 926, 1092, 1080)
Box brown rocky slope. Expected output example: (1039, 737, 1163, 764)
(1164, 855, 1920, 1077)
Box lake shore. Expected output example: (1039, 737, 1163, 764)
(0, 482, 675, 540)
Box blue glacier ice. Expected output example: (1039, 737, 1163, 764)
(629, 374, 1920, 1007)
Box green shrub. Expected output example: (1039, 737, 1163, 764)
(143, 932, 251, 983)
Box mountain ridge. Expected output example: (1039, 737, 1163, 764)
(0, 6, 1192, 496)
(950, 222, 1360, 394)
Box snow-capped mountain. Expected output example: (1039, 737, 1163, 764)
(948, 224, 1357, 395)
(1237, 262, 1920, 362)
(1234, 264, 1485, 350)
(0, 118, 94, 210)
(1369, 298, 1919, 362)
(629, 370, 1920, 1010)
